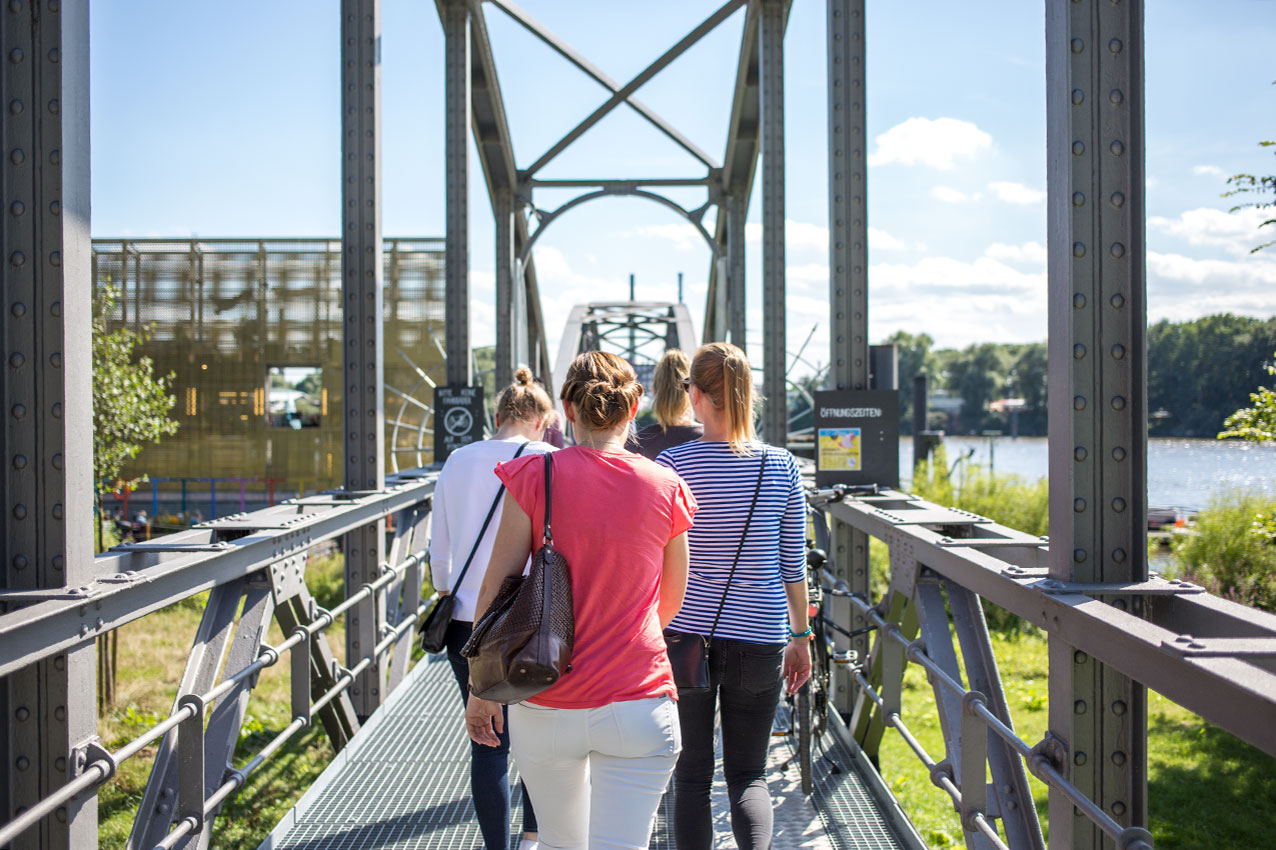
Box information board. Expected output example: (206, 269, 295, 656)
(812, 390, 900, 488)
(433, 385, 485, 464)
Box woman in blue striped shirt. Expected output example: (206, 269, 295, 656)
(656, 341, 811, 850)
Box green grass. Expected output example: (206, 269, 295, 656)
(876, 630, 1276, 849)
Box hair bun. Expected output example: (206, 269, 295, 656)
(513, 367, 534, 386)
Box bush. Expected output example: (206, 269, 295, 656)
(1169, 493, 1276, 612)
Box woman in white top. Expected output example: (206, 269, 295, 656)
(430, 368, 556, 850)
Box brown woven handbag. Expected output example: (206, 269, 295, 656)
(462, 452, 574, 704)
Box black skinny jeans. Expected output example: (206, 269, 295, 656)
(445, 619, 538, 850)
(673, 636, 785, 850)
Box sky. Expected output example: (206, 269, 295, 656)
(90, 1, 1276, 379)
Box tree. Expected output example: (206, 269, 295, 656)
(883, 330, 934, 434)
(1218, 351, 1276, 444)
(93, 284, 180, 549)
(1225, 85, 1275, 253)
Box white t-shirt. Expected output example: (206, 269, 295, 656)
(428, 436, 556, 621)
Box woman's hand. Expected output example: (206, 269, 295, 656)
(783, 639, 812, 694)
(465, 693, 504, 747)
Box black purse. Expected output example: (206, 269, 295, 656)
(664, 447, 767, 692)
(462, 452, 575, 704)
(418, 441, 529, 654)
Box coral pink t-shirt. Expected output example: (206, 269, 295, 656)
(495, 446, 697, 709)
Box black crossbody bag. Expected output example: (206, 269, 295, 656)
(664, 447, 767, 692)
(418, 441, 530, 654)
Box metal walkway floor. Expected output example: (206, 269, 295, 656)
(260, 656, 922, 850)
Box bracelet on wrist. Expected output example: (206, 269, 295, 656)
(788, 626, 813, 640)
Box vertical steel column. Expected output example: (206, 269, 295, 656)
(340, 0, 386, 718)
(826, 0, 870, 717)
(726, 194, 747, 351)
(494, 188, 516, 388)
(759, 0, 786, 444)
(444, 0, 472, 386)
(1046, 1, 1147, 847)
(1, 2, 96, 847)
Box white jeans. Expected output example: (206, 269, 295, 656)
(509, 695, 681, 850)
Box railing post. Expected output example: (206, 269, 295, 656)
(444, 0, 472, 387)
(340, 0, 387, 719)
(759, 0, 786, 445)
(0, 2, 96, 847)
(1046, 1, 1148, 846)
(726, 193, 747, 351)
(825, 0, 871, 719)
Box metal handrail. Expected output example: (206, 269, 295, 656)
(0, 536, 434, 849)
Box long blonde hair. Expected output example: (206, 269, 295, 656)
(689, 342, 758, 455)
(652, 349, 693, 432)
(494, 367, 553, 424)
(559, 351, 644, 432)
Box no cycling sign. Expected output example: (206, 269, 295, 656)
(434, 385, 485, 463)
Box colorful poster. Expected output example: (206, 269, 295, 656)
(818, 427, 862, 472)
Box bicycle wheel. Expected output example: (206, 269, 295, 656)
(797, 681, 813, 795)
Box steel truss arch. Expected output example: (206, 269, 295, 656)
(518, 187, 722, 265)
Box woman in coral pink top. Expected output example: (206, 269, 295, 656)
(467, 351, 696, 850)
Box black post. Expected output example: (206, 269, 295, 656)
(913, 373, 928, 461)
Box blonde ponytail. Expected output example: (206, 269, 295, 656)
(689, 342, 757, 455)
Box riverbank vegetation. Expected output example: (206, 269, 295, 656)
(886, 314, 1276, 438)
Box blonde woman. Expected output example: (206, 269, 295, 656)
(430, 368, 555, 850)
(466, 351, 696, 850)
(655, 341, 811, 850)
(633, 348, 703, 460)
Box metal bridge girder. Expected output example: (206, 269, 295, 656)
(1046, 1, 1148, 845)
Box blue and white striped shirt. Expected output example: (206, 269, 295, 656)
(656, 440, 806, 644)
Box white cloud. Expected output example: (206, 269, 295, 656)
(931, 186, 971, 204)
(867, 117, 993, 170)
(870, 228, 908, 253)
(985, 241, 1048, 265)
(1149, 206, 1272, 256)
(743, 220, 907, 254)
(988, 181, 1045, 205)
(1192, 165, 1225, 177)
(634, 222, 705, 252)
(1148, 250, 1276, 322)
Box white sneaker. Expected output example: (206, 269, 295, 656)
(518, 839, 539, 850)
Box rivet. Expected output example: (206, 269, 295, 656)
(52, 555, 63, 570)
(49, 200, 59, 215)
(10, 250, 25, 267)
(1112, 395, 1126, 410)
(49, 149, 59, 165)
(53, 503, 63, 520)
(13, 504, 27, 519)
(50, 352, 61, 368)
(1108, 38, 1123, 53)
(15, 706, 29, 721)
(1074, 446, 1088, 462)
(1111, 344, 1126, 360)
(1074, 700, 1087, 715)
(10, 352, 24, 368)
(1073, 395, 1086, 411)
(1113, 446, 1127, 461)
(1072, 292, 1087, 309)
(1110, 89, 1124, 105)
(1071, 88, 1085, 105)
(1072, 141, 1085, 156)
(1074, 751, 1087, 766)
(1110, 242, 1126, 258)
(1074, 498, 1086, 513)
(49, 250, 60, 266)
(8, 99, 22, 115)
(1112, 801, 1127, 817)
(10, 200, 24, 216)
(47, 98, 59, 115)
(10, 147, 24, 164)
(16, 756, 30, 771)
(52, 452, 62, 470)
(1074, 650, 1088, 664)
(52, 402, 62, 418)
(13, 454, 25, 469)
(1110, 293, 1125, 309)
(8, 48, 21, 63)
(1112, 548, 1127, 563)
(1111, 191, 1126, 208)
(47, 47, 58, 63)
(50, 300, 60, 317)
(1073, 548, 1087, 563)
(1110, 140, 1125, 156)
(1072, 191, 1086, 207)
(1073, 343, 1086, 359)
(54, 655, 64, 670)
(12, 403, 25, 419)
(55, 807, 67, 823)
(55, 755, 67, 772)
(1112, 497, 1126, 512)
(1111, 750, 1127, 766)
(1070, 38, 1084, 53)
(1073, 241, 1087, 258)
(11, 302, 24, 317)
(13, 554, 27, 570)
(54, 705, 65, 721)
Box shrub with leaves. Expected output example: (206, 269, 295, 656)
(1170, 493, 1276, 612)
(1218, 351, 1276, 444)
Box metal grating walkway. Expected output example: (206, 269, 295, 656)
(259, 657, 922, 850)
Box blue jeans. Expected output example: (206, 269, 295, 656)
(673, 637, 785, 850)
(446, 619, 539, 849)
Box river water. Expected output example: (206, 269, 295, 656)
(898, 437, 1276, 510)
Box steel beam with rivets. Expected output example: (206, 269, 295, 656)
(759, 0, 786, 445)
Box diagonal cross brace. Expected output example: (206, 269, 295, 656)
(523, 0, 747, 176)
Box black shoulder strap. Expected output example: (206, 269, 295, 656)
(707, 446, 767, 640)
(542, 451, 554, 547)
(450, 441, 530, 592)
